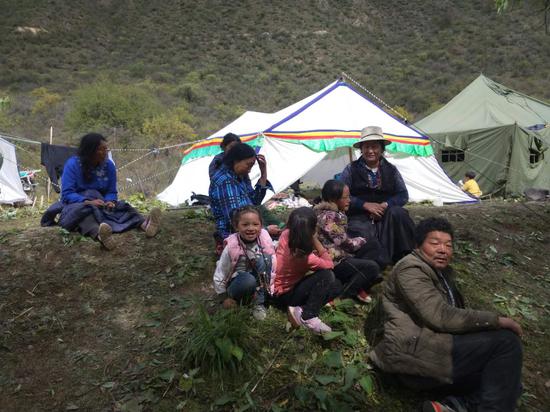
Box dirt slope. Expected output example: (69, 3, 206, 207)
(0, 201, 549, 411)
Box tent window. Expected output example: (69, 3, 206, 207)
(441, 149, 464, 163)
(529, 148, 542, 164)
(529, 137, 544, 164)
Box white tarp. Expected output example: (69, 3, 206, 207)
(0, 136, 28, 204)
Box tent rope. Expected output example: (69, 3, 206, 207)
(0, 132, 42, 145)
(340, 71, 409, 123)
(118, 165, 181, 192)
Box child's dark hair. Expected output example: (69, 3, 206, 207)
(231, 205, 263, 229)
(465, 170, 476, 179)
(221, 132, 241, 149)
(414, 217, 454, 247)
(287, 207, 317, 256)
(321, 179, 346, 203)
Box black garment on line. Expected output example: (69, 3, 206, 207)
(40, 143, 77, 193)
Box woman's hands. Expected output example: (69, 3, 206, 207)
(85, 199, 105, 207)
(84, 199, 115, 209)
(362, 201, 388, 220)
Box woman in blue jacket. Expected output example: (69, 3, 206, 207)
(60, 133, 161, 250)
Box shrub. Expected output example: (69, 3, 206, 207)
(66, 81, 161, 132)
(30, 87, 62, 115)
(142, 105, 197, 146)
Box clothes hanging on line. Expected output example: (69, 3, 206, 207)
(40, 143, 77, 193)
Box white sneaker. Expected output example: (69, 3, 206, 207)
(252, 304, 267, 321)
(301, 317, 332, 335)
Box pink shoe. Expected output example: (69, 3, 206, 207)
(287, 306, 303, 328)
(356, 289, 372, 304)
(301, 317, 332, 335)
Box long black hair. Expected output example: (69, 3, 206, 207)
(287, 207, 317, 256)
(78, 133, 106, 182)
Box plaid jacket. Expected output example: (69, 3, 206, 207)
(209, 164, 272, 239)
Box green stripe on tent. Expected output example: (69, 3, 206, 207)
(277, 138, 434, 157)
(182, 136, 433, 164)
(182, 137, 264, 164)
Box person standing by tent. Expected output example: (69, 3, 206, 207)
(209, 143, 281, 249)
(340, 125, 414, 264)
(369, 217, 522, 412)
(42, 133, 161, 250)
(208, 132, 241, 179)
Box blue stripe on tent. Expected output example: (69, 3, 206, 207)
(339, 82, 431, 141)
(264, 80, 345, 132)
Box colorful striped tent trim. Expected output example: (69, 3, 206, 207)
(181, 130, 432, 164)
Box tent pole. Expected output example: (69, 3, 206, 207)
(47, 126, 53, 202)
(348, 147, 353, 163)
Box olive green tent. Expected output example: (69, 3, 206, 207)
(415, 74, 550, 196)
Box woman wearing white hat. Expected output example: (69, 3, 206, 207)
(339, 126, 415, 265)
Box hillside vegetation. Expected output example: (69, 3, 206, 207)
(1, 0, 549, 144)
(1, 201, 549, 411)
(2, 0, 549, 196)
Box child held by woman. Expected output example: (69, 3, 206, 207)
(213, 206, 276, 321)
(273, 207, 340, 335)
(314, 180, 384, 303)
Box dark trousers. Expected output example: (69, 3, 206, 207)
(398, 329, 522, 412)
(348, 206, 415, 264)
(78, 214, 100, 238)
(333, 257, 381, 298)
(274, 270, 341, 320)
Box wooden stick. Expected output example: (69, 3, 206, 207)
(10, 307, 33, 321)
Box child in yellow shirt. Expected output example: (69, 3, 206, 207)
(461, 171, 482, 198)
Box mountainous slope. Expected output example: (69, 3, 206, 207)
(1, 1, 549, 146)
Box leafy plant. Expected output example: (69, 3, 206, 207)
(493, 292, 539, 321)
(124, 192, 167, 213)
(176, 305, 258, 379)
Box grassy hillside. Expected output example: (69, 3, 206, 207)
(1, 0, 549, 138)
(1, 0, 549, 195)
(1, 200, 549, 411)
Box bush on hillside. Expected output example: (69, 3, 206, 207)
(142, 105, 197, 147)
(30, 87, 62, 115)
(66, 81, 161, 133)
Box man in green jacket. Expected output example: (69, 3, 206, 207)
(369, 217, 522, 412)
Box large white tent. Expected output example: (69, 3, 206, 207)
(0, 136, 28, 204)
(158, 80, 474, 206)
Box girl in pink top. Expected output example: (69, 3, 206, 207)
(274, 207, 341, 335)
